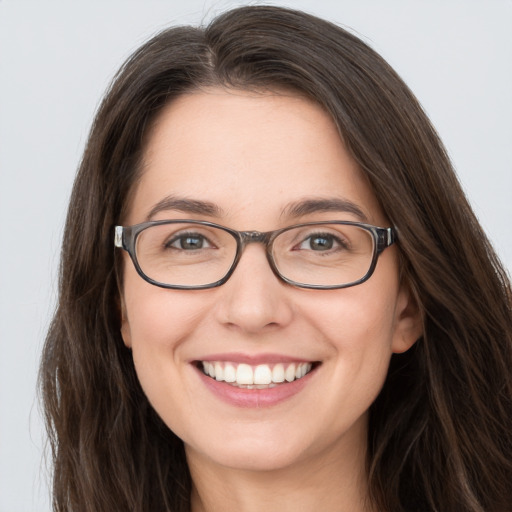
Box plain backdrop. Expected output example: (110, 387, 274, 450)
(0, 1, 511, 510)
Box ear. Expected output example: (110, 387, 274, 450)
(119, 295, 132, 348)
(391, 282, 423, 354)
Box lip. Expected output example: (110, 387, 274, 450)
(192, 355, 319, 408)
(190, 352, 314, 365)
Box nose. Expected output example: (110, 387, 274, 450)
(215, 244, 294, 334)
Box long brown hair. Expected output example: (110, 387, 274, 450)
(40, 6, 512, 511)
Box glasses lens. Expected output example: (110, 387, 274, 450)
(135, 223, 237, 287)
(272, 223, 375, 287)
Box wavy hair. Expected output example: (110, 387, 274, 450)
(40, 6, 512, 511)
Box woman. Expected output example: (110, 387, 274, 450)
(40, 6, 512, 512)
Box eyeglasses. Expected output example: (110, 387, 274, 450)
(114, 220, 395, 290)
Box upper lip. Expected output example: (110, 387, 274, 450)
(190, 352, 317, 365)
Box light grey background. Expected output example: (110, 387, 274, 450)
(0, 1, 510, 511)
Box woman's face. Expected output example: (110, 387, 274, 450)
(120, 88, 420, 474)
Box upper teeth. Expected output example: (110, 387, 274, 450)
(201, 361, 313, 386)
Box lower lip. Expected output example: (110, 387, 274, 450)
(195, 366, 316, 408)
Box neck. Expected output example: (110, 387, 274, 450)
(187, 425, 375, 512)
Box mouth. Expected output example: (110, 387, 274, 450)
(196, 360, 318, 389)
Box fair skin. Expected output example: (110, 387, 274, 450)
(120, 88, 421, 512)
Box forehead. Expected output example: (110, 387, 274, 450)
(126, 88, 385, 227)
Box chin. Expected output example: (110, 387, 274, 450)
(185, 429, 314, 473)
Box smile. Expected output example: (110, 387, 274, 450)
(200, 361, 314, 388)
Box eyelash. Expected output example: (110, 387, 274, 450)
(165, 232, 214, 250)
(295, 232, 349, 252)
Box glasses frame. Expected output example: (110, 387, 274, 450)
(114, 219, 396, 290)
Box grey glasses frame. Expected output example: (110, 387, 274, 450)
(114, 219, 396, 290)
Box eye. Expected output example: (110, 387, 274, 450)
(297, 233, 346, 252)
(165, 232, 213, 250)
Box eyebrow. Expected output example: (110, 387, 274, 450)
(281, 197, 368, 222)
(146, 195, 367, 223)
(146, 195, 223, 221)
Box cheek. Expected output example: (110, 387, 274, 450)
(120, 270, 209, 385)
(122, 262, 206, 341)
(303, 284, 398, 350)
(121, 277, 215, 432)
(298, 276, 400, 397)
